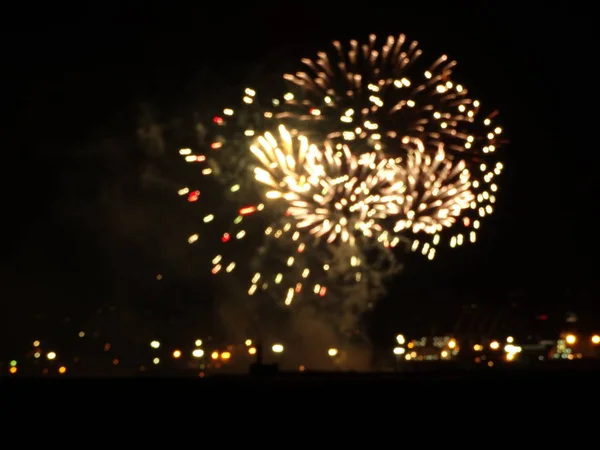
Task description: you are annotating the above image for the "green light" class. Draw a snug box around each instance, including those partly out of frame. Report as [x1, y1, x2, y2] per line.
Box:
[9, 360, 17, 367]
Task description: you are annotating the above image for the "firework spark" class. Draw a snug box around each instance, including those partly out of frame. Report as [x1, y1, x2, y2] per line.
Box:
[282, 33, 503, 157]
[251, 124, 403, 245]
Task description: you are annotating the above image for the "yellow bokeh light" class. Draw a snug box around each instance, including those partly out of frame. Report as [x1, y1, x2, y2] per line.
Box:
[328, 348, 338, 357]
[248, 347, 257, 355]
[565, 334, 576, 345]
[9, 367, 17, 374]
[173, 350, 182, 358]
[272, 344, 284, 353]
[591, 335, 600, 345]
[490, 341, 500, 350]
[221, 351, 231, 360]
[47, 351, 57, 360]
[211, 351, 219, 360]
[58, 366, 67, 374]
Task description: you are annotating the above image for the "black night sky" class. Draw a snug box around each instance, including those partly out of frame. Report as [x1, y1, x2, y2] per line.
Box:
[2, 4, 598, 356]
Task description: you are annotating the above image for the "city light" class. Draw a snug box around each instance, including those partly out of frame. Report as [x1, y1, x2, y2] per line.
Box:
[194, 339, 203, 347]
[393, 347, 405, 355]
[328, 348, 338, 357]
[248, 347, 257, 355]
[58, 366, 67, 374]
[150, 340, 160, 349]
[192, 349, 204, 358]
[47, 352, 56, 360]
[490, 341, 500, 350]
[221, 351, 231, 360]
[592, 335, 600, 345]
[211, 351, 219, 360]
[173, 350, 182, 358]
[396, 334, 405, 345]
[565, 334, 576, 345]
[272, 344, 284, 353]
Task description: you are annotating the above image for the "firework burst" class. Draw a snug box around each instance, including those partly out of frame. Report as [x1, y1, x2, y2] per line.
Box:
[392, 137, 503, 260]
[177, 88, 402, 308]
[282, 33, 504, 158]
[251, 124, 404, 245]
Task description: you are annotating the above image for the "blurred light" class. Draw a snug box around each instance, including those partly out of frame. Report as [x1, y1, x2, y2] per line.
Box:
[150, 340, 160, 349]
[448, 339, 457, 349]
[396, 334, 405, 345]
[58, 366, 67, 374]
[441, 350, 449, 358]
[153, 357, 160, 364]
[506, 336, 514, 343]
[239, 206, 257, 215]
[490, 341, 500, 350]
[33, 352, 41, 359]
[9, 367, 17, 374]
[299, 365, 305, 372]
[33, 340, 40, 347]
[173, 350, 182, 358]
[592, 335, 600, 345]
[9, 360, 17, 367]
[245, 339, 252, 346]
[78, 331, 85, 338]
[566, 334, 577, 345]
[112, 358, 119, 365]
[393, 347, 405, 355]
[473, 344, 483, 351]
[195, 339, 203, 347]
[47, 352, 57, 360]
[328, 348, 338, 357]
[248, 347, 257, 355]
[211, 351, 219, 360]
[192, 349, 204, 358]
[506, 353, 515, 361]
[272, 344, 284, 353]
[221, 351, 231, 360]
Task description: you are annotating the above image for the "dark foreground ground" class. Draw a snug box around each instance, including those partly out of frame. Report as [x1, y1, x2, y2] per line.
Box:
[3, 368, 594, 420]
